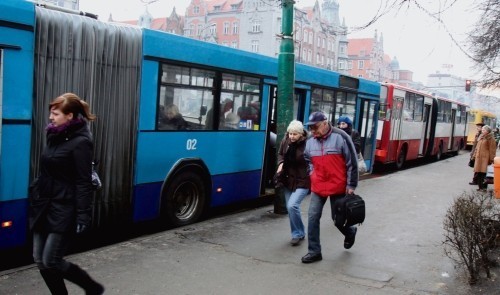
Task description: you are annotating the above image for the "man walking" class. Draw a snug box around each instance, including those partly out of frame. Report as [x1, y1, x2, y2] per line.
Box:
[301, 112, 359, 263]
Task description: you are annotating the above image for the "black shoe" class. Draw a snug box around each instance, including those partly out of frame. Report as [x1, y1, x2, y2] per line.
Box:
[301, 253, 322, 263]
[469, 182, 477, 185]
[344, 227, 357, 249]
[290, 236, 304, 246]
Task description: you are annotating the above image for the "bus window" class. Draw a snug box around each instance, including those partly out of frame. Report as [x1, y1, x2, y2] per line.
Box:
[221, 74, 261, 130]
[158, 64, 215, 130]
[335, 91, 356, 123]
[379, 86, 389, 120]
[414, 95, 424, 122]
[310, 88, 324, 114]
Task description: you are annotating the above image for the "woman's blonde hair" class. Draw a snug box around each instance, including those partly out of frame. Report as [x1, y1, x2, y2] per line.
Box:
[287, 120, 304, 134]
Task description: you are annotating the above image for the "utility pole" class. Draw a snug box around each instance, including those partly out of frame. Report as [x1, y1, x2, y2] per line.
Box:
[274, 0, 295, 214]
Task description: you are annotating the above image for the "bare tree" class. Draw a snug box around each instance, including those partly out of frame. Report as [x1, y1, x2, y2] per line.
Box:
[468, 0, 500, 88]
[348, 0, 499, 88]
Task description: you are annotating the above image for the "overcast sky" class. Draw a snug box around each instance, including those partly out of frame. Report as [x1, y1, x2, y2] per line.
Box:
[78, 0, 480, 84]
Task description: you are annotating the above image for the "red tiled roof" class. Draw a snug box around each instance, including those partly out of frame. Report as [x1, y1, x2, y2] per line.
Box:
[206, 0, 242, 12]
[347, 38, 374, 56]
[119, 18, 166, 31]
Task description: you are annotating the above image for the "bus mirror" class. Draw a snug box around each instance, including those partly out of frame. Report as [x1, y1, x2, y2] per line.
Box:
[200, 105, 207, 116]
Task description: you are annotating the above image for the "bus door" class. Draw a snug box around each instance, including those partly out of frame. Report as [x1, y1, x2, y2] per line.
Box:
[357, 97, 378, 171]
[448, 109, 457, 150]
[388, 97, 404, 161]
[419, 104, 431, 155]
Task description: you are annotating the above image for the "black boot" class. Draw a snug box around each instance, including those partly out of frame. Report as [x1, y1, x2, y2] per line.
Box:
[63, 263, 104, 295]
[40, 268, 68, 295]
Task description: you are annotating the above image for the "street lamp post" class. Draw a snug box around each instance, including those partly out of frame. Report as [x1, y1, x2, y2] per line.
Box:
[274, 0, 295, 214]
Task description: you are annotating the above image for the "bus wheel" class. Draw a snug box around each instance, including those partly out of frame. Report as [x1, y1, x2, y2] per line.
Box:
[396, 147, 406, 169]
[164, 171, 206, 227]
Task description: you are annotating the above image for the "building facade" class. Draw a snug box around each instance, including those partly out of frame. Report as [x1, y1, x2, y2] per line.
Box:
[180, 0, 349, 74]
[43, 0, 79, 10]
[119, 0, 415, 84]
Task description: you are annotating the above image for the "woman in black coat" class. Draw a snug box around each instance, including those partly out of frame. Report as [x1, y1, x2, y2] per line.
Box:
[336, 116, 361, 154]
[30, 93, 104, 294]
[276, 120, 310, 246]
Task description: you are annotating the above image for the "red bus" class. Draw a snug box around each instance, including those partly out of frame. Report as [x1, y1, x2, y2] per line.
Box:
[375, 83, 468, 169]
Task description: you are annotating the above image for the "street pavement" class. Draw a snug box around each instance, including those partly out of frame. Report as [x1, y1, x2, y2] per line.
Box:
[1, 151, 499, 294]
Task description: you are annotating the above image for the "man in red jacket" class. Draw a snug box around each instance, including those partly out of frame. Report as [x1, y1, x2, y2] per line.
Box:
[301, 111, 359, 263]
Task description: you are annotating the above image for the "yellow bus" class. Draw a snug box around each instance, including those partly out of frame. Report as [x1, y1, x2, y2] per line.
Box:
[466, 109, 497, 147]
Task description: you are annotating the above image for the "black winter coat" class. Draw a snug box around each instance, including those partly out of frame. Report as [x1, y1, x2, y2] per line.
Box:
[29, 121, 94, 233]
[277, 131, 311, 191]
[341, 126, 361, 154]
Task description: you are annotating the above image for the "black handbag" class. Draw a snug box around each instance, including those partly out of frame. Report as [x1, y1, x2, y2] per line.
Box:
[344, 194, 365, 226]
[273, 170, 285, 189]
[91, 161, 102, 191]
[468, 158, 475, 168]
[333, 194, 365, 226]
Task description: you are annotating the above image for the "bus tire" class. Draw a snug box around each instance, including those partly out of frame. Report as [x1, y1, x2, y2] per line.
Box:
[396, 147, 406, 169]
[163, 171, 206, 227]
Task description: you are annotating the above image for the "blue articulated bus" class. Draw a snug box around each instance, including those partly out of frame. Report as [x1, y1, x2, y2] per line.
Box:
[0, 0, 380, 250]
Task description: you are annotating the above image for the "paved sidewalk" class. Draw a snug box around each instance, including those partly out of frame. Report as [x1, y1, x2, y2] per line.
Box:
[1, 152, 499, 294]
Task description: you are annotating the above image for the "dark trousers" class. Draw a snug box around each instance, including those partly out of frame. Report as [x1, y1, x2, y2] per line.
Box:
[33, 231, 71, 271]
[472, 172, 479, 183]
[477, 172, 487, 189]
[307, 193, 356, 254]
[33, 231, 104, 294]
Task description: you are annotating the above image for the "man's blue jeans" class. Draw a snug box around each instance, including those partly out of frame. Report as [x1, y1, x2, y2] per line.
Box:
[284, 188, 309, 239]
[33, 231, 71, 271]
[307, 192, 356, 254]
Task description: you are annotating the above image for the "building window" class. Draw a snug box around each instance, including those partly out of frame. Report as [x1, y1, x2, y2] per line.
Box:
[252, 21, 261, 33]
[348, 60, 353, 69]
[224, 22, 229, 35]
[189, 24, 194, 36]
[231, 41, 238, 48]
[307, 50, 312, 62]
[209, 24, 216, 35]
[340, 45, 345, 54]
[338, 61, 345, 70]
[214, 5, 221, 12]
[233, 22, 239, 34]
[194, 6, 199, 14]
[251, 40, 259, 52]
[197, 24, 203, 36]
[358, 60, 364, 69]
[317, 36, 321, 47]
